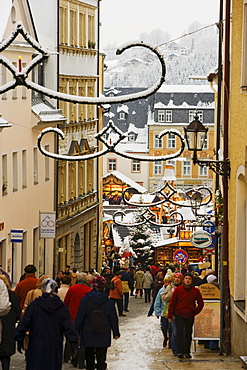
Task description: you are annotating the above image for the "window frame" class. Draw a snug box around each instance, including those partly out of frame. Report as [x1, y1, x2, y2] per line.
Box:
[154, 160, 162, 175]
[167, 133, 176, 149]
[158, 110, 165, 122]
[183, 160, 191, 176]
[154, 134, 162, 148]
[132, 160, 141, 173]
[108, 158, 117, 171]
[166, 110, 172, 122]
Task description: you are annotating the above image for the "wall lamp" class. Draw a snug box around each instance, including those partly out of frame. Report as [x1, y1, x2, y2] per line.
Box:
[183, 112, 230, 177]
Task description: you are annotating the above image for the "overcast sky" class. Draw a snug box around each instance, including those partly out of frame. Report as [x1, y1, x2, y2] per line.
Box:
[100, 0, 220, 47]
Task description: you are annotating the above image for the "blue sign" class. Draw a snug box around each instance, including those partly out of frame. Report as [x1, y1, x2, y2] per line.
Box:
[203, 221, 215, 235]
[11, 229, 23, 243]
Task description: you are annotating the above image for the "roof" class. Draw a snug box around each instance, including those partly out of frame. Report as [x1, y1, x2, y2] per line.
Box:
[32, 98, 66, 123]
[103, 170, 147, 193]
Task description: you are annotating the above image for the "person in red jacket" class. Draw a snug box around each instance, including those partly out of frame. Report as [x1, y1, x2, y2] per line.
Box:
[64, 272, 91, 368]
[168, 272, 204, 359]
[14, 265, 38, 311]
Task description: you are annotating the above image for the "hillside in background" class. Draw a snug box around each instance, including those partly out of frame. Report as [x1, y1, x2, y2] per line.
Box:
[103, 22, 218, 87]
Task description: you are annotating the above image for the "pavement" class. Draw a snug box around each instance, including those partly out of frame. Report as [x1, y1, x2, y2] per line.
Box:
[9, 295, 243, 370]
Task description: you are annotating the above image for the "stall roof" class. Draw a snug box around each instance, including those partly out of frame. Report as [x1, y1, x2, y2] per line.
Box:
[103, 170, 147, 193]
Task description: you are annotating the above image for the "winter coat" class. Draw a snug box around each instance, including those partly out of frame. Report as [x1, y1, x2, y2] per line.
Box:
[0, 279, 11, 316]
[121, 271, 132, 293]
[134, 270, 144, 289]
[15, 293, 78, 370]
[75, 289, 120, 348]
[14, 274, 38, 310]
[142, 271, 153, 289]
[64, 283, 91, 323]
[70, 272, 78, 285]
[22, 288, 42, 315]
[109, 276, 123, 299]
[151, 279, 163, 299]
[57, 284, 70, 302]
[0, 290, 20, 357]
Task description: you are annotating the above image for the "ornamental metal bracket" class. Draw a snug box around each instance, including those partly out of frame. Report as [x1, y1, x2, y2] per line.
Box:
[0, 23, 166, 105]
[37, 122, 185, 162]
[196, 158, 230, 178]
[113, 208, 184, 228]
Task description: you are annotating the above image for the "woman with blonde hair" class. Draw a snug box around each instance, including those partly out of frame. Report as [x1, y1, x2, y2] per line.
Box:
[0, 274, 21, 370]
[22, 274, 49, 315]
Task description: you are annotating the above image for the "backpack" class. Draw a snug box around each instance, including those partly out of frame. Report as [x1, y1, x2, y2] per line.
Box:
[109, 281, 115, 290]
[0, 279, 11, 317]
[89, 302, 108, 333]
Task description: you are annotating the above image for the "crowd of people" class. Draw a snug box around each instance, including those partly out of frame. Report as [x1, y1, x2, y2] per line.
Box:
[0, 261, 218, 370]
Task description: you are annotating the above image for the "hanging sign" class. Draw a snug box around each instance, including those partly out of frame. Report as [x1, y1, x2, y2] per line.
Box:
[203, 221, 215, 235]
[40, 211, 56, 239]
[11, 229, 23, 243]
[173, 249, 188, 264]
[190, 230, 212, 248]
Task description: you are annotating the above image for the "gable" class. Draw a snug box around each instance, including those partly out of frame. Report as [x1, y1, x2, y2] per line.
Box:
[2, 0, 37, 42]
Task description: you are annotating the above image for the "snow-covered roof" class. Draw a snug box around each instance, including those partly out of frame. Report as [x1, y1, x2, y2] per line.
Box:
[32, 101, 66, 123]
[103, 170, 147, 193]
[158, 84, 214, 93]
[129, 194, 157, 204]
[117, 105, 129, 114]
[154, 237, 179, 248]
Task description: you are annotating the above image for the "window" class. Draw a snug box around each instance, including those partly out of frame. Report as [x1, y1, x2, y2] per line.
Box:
[167, 133, 176, 148]
[45, 145, 50, 181]
[158, 110, 165, 122]
[2, 154, 7, 196]
[166, 110, 172, 122]
[154, 161, 162, 175]
[33, 147, 38, 185]
[12, 151, 18, 192]
[128, 134, 135, 142]
[154, 134, 162, 148]
[183, 161, 191, 176]
[22, 149, 27, 189]
[200, 133, 208, 149]
[199, 166, 208, 177]
[119, 112, 125, 120]
[108, 159, 116, 171]
[189, 110, 203, 122]
[132, 160, 140, 172]
[1, 66, 7, 100]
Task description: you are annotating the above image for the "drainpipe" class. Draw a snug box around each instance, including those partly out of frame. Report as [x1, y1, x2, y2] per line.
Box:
[53, 0, 60, 278]
[222, 0, 231, 356]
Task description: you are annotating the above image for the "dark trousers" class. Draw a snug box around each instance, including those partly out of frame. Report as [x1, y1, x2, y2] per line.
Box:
[85, 347, 107, 370]
[144, 288, 151, 303]
[0, 356, 10, 370]
[64, 340, 85, 367]
[175, 314, 194, 355]
[123, 292, 129, 311]
[110, 297, 123, 315]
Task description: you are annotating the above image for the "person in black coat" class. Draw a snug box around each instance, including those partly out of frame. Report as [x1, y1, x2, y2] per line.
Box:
[0, 275, 21, 370]
[15, 278, 78, 370]
[75, 275, 120, 370]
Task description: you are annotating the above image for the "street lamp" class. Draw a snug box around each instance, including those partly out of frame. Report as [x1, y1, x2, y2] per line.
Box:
[189, 191, 203, 213]
[184, 112, 230, 177]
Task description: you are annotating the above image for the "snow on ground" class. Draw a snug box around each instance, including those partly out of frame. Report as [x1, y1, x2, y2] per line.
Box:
[107, 297, 163, 370]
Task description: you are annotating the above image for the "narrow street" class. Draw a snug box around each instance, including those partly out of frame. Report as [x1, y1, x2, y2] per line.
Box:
[10, 295, 242, 370]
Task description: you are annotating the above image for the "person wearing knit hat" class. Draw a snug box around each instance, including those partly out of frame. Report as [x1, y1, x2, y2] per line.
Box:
[206, 275, 217, 284]
[75, 274, 120, 370]
[15, 278, 78, 370]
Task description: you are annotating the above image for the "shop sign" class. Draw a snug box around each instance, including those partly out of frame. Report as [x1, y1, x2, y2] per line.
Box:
[190, 231, 212, 248]
[40, 211, 56, 239]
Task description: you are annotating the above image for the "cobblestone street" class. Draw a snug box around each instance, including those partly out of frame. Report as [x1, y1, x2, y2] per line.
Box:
[10, 295, 242, 370]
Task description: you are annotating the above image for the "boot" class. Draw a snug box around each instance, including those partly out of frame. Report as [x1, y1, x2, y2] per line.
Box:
[168, 335, 171, 349]
[163, 336, 168, 347]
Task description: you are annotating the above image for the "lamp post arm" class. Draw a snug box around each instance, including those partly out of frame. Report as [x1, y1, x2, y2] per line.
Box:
[195, 158, 230, 178]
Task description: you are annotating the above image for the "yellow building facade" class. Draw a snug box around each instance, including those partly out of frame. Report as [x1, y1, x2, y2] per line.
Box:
[228, 0, 247, 356]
